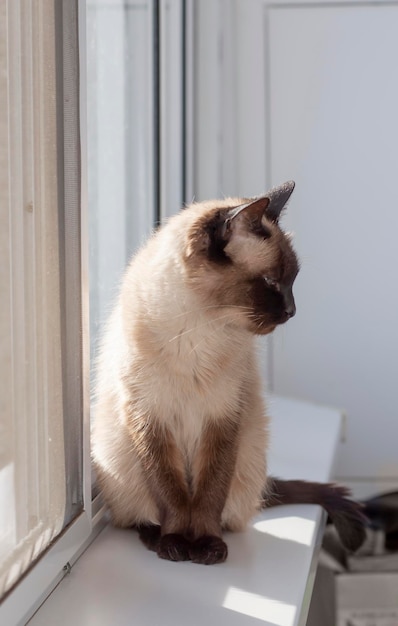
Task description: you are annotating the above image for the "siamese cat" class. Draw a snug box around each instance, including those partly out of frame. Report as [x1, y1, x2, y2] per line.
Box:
[92, 181, 366, 565]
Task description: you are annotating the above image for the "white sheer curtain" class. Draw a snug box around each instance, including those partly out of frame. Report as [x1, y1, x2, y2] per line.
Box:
[0, 0, 66, 598]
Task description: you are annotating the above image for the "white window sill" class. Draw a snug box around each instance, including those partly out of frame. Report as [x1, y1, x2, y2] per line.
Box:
[28, 396, 342, 626]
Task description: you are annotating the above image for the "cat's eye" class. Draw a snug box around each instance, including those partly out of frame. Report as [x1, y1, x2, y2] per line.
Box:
[263, 276, 280, 291]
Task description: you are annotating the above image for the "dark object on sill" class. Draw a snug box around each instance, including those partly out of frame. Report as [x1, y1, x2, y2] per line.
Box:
[307, 491, 398, 626]
[362, 491, 398, 552]
[320, 490, 398, 572]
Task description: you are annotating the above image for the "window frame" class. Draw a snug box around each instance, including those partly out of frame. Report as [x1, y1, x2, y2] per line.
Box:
[1, 0, 193, 623]
[0, 1, 94, 623]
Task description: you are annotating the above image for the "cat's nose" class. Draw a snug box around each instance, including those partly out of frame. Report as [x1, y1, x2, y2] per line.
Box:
[282, 287, 296, 319]
[285, 303, 296, 318]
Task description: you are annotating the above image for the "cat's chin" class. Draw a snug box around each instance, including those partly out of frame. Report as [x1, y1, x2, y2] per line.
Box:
[248, 311, 294, 334]
[253, 324, 277, 336]
[252, 317, 292, 334]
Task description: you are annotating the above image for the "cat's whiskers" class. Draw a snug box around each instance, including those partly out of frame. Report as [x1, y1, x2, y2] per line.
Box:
[169, 304, 251, 321]
[189, 309, 250, 357]
[188, 327, 229, 357]
[168, 311, 244, 344]
[187, 315, 240, 356]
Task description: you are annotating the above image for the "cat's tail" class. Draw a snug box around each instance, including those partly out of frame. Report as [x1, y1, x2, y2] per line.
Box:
[264, 477, 368, 552]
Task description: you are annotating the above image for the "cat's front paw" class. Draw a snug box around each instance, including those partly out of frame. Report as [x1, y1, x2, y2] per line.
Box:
[157, 533, 191, 562]
[137, 524, 161, 552]
[189, 535, 228, 565]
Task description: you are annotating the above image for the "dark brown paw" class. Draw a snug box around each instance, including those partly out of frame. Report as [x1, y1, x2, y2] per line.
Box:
[189, 535, 228, 565]
[137, 524, 161, 552]
[157, 534, 191, 562]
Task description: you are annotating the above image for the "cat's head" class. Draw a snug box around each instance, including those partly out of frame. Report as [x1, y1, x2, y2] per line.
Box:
[184, 181, 299, 335]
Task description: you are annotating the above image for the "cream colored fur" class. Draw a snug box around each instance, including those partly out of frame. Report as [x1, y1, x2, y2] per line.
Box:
[92, 199, 271, 532]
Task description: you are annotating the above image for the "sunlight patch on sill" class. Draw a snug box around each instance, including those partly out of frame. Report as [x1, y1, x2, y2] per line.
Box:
[253, 515, 316, 546]
[223, 587, 297, 625]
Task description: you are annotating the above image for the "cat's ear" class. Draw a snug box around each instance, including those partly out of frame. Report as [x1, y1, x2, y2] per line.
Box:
[221, 196, 270, 239]
[265, 180, 295, 223]
[223, 180, 295, 237]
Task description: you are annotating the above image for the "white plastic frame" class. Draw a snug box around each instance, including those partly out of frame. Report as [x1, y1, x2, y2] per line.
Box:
[0, 2, 93, 624]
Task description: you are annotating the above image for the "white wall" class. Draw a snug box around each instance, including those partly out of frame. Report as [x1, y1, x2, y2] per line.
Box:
[193, 0, 398, 497]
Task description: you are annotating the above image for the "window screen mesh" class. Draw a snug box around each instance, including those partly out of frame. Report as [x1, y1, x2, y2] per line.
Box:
[0, 0, 82, 598]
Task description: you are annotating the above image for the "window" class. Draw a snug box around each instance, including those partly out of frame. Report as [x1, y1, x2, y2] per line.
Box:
[0, 0, 67, 587]
[0, 2, 91, 623]
[0, 1, 190, 623]
[87, 0, 158, 361]
[87, 0, 188, 360]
